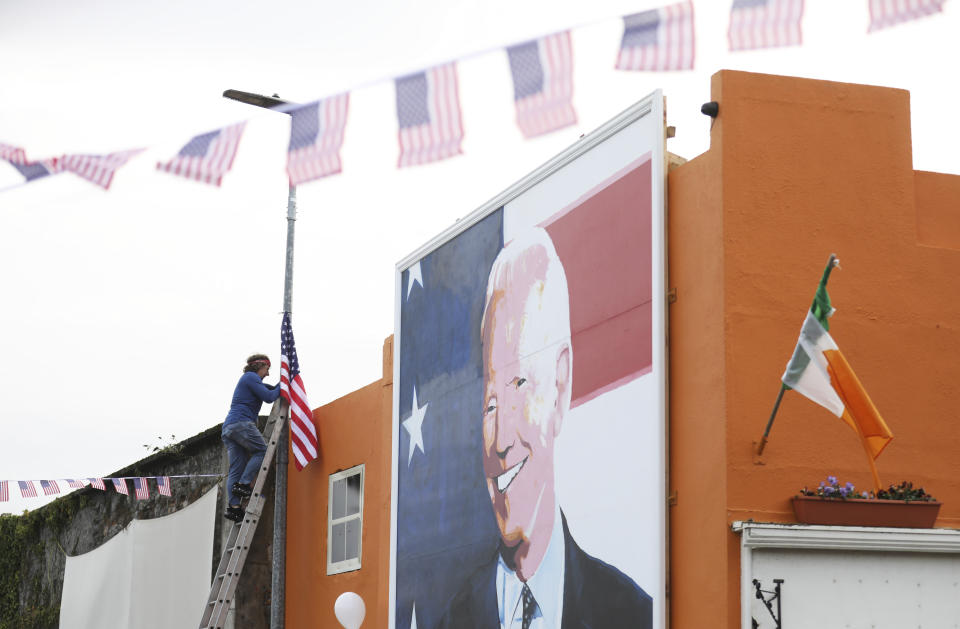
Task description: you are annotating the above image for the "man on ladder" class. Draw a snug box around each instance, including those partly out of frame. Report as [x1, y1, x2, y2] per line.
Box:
[221, 353, 281, 522]
[200, 356, 287, 628]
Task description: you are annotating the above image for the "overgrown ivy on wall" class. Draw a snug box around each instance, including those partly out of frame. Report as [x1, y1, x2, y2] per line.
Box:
[0, 496, 86, 629]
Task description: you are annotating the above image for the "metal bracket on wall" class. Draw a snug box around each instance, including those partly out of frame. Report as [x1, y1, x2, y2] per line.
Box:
[752, 578, 783, 629]
[667, 288, 678, 304]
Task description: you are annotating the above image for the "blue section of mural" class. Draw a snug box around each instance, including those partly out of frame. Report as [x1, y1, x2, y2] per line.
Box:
[397, 209, 503, 629]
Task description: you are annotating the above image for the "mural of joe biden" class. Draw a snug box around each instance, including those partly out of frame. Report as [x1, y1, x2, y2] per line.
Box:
[439, 228, 652, 629]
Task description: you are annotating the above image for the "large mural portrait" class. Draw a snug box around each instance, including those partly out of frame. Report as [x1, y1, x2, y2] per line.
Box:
[392, 94, 666, 629]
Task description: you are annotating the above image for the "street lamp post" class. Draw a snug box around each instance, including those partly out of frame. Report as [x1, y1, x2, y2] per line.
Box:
[223, 88, 296, 629]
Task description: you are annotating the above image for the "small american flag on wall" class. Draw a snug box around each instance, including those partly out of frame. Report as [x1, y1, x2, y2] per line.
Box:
[287, 94, 350, 185]
[729, 0, 804, 51]
[88, 478, 106, 491]
[156, 123, 246, 186]
[395, 63, 464, 167]
[66, 479, 85, 489]
[40, 480, 60, 496]
[157, 476, 172, 497]
[507, 32, 577, 139]
[868, 0, 946, 31]
[0, 481, 7, 502]
[112, 478, 129, 496]
[616, 1, 695, 71]
[133, 478, 150, 500]
[19, 481, 37, 498]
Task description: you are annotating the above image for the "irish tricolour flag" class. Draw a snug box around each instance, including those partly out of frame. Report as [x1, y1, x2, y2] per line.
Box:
[781, 255, 893, 489]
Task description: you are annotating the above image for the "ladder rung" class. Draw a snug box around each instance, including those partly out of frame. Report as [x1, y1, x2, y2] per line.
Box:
[198, 404, 287, 628]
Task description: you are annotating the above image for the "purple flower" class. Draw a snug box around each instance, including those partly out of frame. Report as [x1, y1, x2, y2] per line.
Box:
[861, 492, 869, 499]
[839, 487, 849, 497]
[827, 475, 838, 485]
[823, 486, 835, 495]
[845, 482, 855, 492]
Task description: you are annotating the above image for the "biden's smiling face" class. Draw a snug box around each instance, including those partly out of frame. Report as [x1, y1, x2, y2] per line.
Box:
[481, 285, 565, 554]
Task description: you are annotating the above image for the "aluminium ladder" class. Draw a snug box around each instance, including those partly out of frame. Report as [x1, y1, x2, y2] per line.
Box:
[199, 400, 286, 629]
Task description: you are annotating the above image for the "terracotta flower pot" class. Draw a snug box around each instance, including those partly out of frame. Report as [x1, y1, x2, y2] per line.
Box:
[792, 495, 941, 528]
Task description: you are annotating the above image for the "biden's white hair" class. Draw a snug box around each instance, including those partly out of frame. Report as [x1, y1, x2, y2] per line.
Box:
[481, 227, 572, 362]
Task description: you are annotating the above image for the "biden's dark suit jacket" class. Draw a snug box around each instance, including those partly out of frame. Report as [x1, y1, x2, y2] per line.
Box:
[437, 513, 652, 629]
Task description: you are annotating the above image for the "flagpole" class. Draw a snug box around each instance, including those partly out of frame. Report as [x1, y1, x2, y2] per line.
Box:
[756, 384, 786, 456]
[271, 183, 296, 629]
[757, 255, 839, 456]
[223, 88, 296, 629]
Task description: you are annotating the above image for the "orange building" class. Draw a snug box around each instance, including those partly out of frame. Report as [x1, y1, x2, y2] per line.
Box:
[286, 70, 960, 628]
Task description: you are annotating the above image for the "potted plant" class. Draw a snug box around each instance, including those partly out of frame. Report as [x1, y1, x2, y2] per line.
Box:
[792, 476, 941, 528]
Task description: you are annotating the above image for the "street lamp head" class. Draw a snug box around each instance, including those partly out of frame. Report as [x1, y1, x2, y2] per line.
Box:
[222, 89, 291, 110]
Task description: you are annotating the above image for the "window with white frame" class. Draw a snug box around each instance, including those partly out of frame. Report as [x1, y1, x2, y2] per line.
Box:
[327, 464, 364, 575]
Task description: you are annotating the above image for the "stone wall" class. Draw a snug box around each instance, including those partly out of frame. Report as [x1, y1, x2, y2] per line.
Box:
[0, 417, 275, 629]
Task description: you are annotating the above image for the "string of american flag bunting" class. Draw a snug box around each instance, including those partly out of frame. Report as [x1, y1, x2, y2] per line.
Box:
[0, 312, 316, 500]
[0, 476, 222, 502]
[0, 0, 946, 192]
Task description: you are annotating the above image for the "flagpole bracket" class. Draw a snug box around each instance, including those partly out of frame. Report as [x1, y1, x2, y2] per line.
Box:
[752, 578, 783, 629]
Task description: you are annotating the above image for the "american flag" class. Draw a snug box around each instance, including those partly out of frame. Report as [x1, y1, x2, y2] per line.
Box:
[88, 478, 106, 491]
[1, 144, 62, 182]
[616, 1, 695, 72]
[19, 481, 37, 498]
[60, 148, 144, 190]
[157, 476, 172, 497]
[869, 0, 945, 31]
[40, 480, 60, 496]
[395, 63, 464, 167]
[133, 478, 149, 500]
[156, 122, 246, 186]
[0, 143, 27, 163]
[287, 94, 350, 186]
[729, 0, 804, 50]
[280, 312, 318, 470]
[8, 159, 60, 182]
[507, 32, 577, 139]
[0, 481, 7, 502]
[112, 478, 129, 495]
[66, 479, 86, 489]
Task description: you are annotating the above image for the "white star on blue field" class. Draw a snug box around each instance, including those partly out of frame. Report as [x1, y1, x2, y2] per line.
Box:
[403, 386, 428, 465]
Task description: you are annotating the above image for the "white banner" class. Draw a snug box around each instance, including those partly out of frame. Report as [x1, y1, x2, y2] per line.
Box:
[59, 487, 217, 629]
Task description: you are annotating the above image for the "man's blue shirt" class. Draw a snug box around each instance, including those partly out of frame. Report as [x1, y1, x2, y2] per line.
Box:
[224, 371, 281, 426]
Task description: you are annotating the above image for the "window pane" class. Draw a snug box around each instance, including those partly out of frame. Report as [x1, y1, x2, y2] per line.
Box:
[332, 522, 346, 563]
[345, 517, 360, 561]
[332, 478, 346, 520]
[346, 473, 361, 516]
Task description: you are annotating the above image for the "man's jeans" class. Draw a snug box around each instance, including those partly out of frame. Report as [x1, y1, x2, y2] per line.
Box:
[222, 420, 267, 506]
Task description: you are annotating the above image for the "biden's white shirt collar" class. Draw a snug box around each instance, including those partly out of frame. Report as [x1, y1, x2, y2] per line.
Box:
[495, 506, 565, 629]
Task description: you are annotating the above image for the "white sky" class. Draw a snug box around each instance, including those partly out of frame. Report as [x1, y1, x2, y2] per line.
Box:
[1, 0, 956, 514]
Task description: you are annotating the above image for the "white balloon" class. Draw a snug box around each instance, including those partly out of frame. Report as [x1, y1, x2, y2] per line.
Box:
[334, 592, 366, 629]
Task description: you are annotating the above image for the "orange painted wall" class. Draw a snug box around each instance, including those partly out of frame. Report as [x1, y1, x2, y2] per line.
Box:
[668, 70, 960, 628]
[286, 71, 960, 629]
[285, 336, 393, 629]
